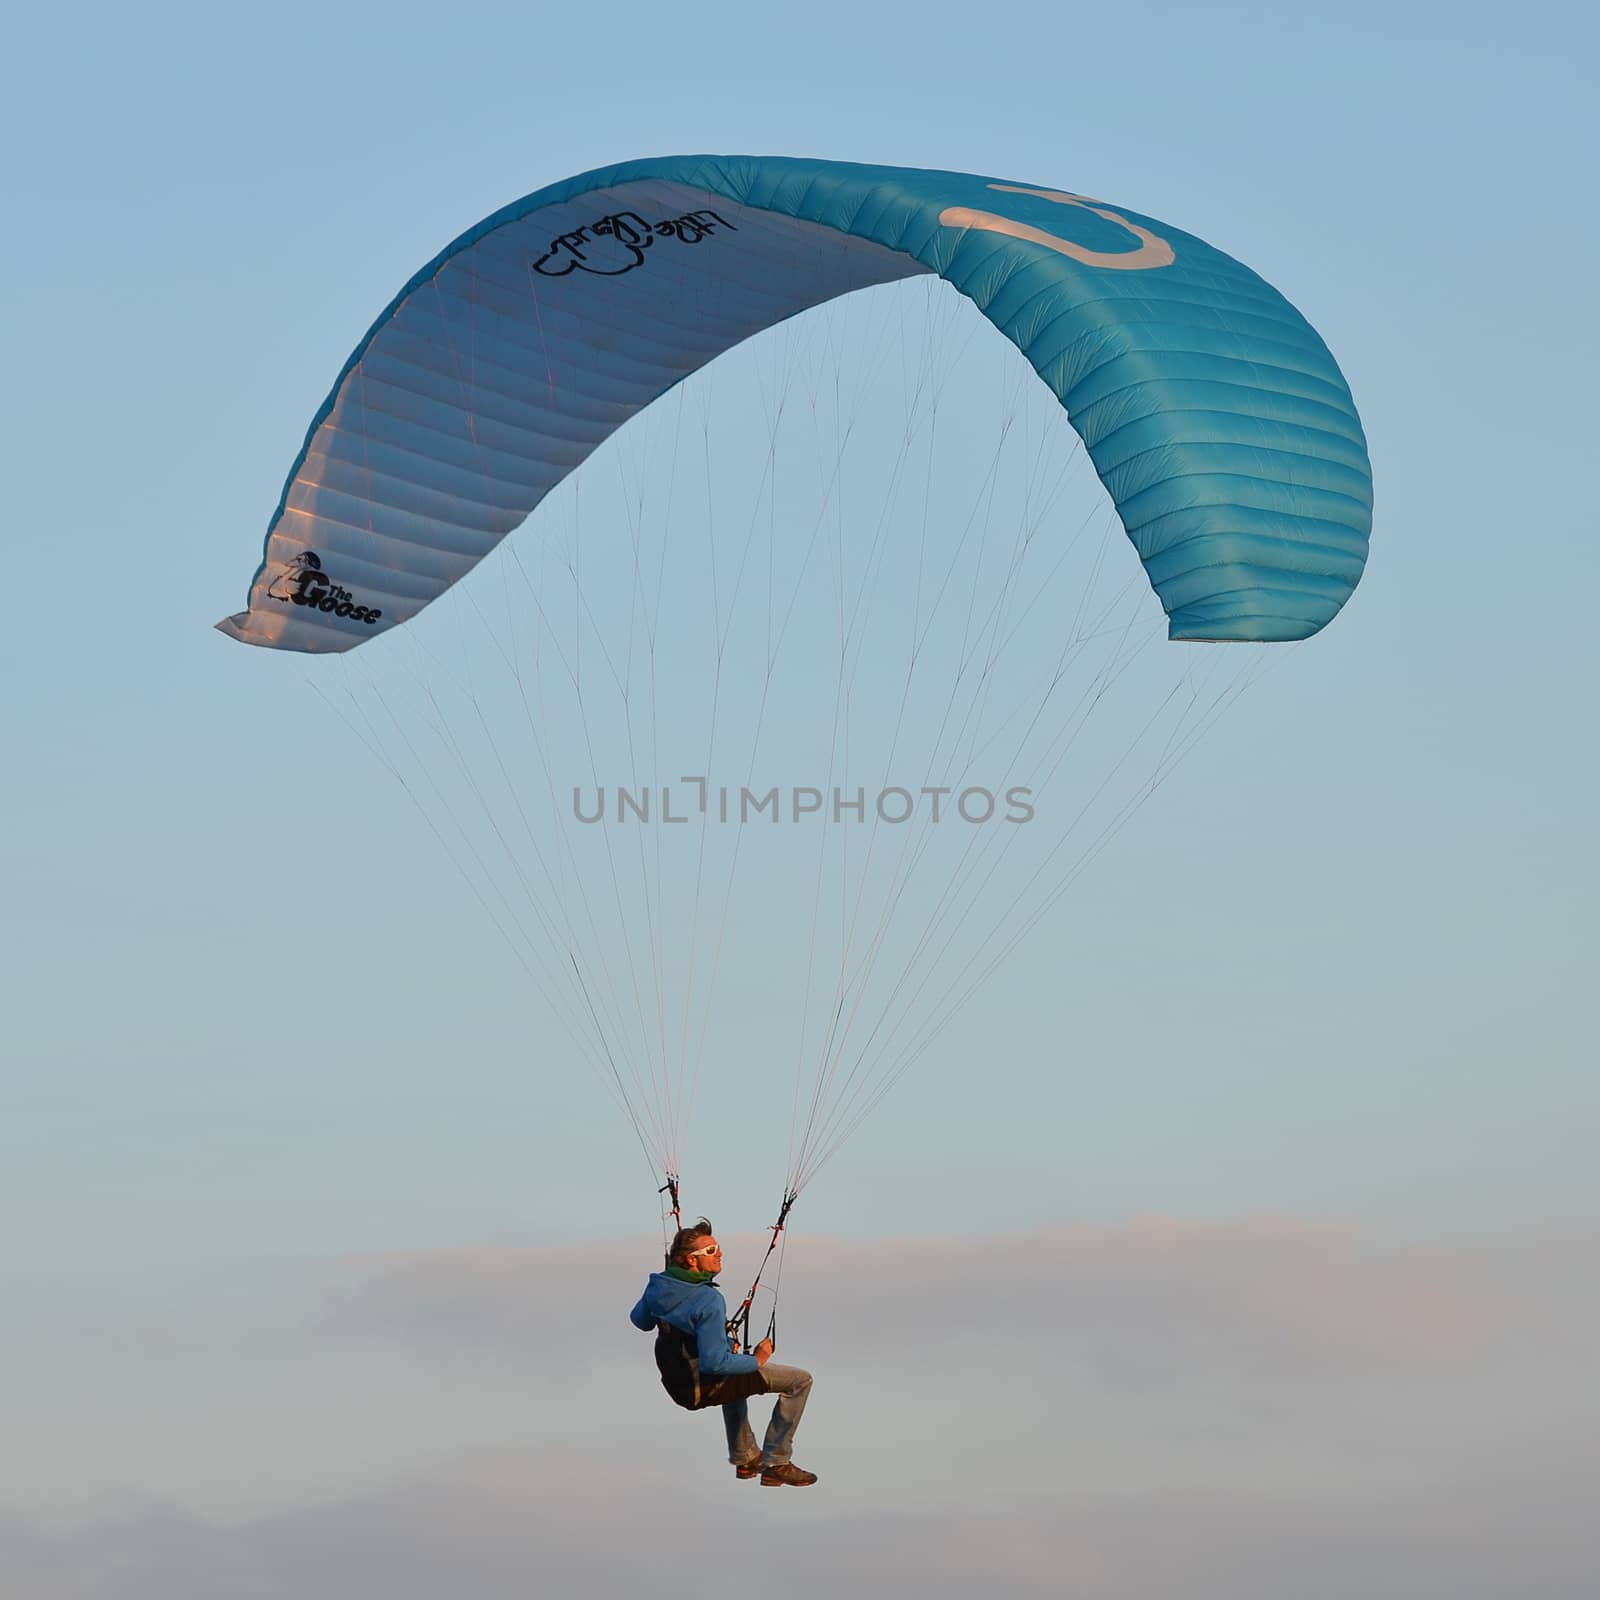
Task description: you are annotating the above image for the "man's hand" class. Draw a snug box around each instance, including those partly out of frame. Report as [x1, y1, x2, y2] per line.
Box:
[753, 1338, 774, 1367]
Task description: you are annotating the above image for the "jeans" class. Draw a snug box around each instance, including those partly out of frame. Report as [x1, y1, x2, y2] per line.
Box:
[719, 1362, 813, 1467]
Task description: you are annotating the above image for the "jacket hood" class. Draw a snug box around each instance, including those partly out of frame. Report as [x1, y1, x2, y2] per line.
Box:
[638, 1269, 721, 1321]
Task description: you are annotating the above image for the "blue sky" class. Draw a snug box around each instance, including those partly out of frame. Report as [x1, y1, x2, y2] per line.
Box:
[3, 1, 1596, 1591]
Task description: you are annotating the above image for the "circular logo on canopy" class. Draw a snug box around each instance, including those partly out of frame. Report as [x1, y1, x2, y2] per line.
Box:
[939, 184, 1174, 271]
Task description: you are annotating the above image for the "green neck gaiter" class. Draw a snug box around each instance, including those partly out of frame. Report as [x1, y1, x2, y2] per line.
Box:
[664, 1264, 717, 1285]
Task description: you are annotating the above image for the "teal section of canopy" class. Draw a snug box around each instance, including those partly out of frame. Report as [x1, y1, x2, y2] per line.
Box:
[218, 155, 1371, 652]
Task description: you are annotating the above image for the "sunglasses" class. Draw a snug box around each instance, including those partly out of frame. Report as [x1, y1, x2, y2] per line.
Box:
[686, 1243, 723, 1259]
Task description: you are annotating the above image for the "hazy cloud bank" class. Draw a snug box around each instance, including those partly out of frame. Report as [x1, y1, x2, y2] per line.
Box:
[329, 1217, 1599, 1389]
[7, 1219, 1594, 1597]
[2, 1443, 1596, 1600]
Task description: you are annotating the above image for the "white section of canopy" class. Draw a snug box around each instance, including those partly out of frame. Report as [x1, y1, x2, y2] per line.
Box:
[217, 180, 929, 652]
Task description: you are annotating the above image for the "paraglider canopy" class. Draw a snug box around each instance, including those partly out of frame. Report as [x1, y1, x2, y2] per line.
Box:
[217, 155, 1371, 656]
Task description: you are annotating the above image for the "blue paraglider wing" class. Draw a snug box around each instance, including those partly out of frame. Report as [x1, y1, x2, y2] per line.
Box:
[217, 155, 1370, 652]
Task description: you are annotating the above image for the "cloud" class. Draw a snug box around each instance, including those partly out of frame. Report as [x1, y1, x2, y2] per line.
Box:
[8, 1220, 1598, 1597]
[2, 1443, 1596, 1600]
[328, 1218, 1599, 1390]
[308, 1217, 1600, 1523]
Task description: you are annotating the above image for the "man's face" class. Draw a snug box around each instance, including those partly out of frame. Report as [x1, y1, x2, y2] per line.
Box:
[682, 1235, 723, 1272]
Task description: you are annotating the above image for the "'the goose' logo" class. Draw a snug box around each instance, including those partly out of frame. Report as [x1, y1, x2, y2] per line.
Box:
[266, 552, 383, 625]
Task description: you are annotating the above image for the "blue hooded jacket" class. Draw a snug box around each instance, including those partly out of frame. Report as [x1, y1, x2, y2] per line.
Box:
[630, 1270, 763, 1410]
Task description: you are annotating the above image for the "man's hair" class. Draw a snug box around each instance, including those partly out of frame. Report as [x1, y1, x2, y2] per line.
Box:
[666, 1217, 714, 1268]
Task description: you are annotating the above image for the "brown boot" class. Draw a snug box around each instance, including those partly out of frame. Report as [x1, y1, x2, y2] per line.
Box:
[734, 1458, 763, 1481]
[760, 1462, 818, 1487]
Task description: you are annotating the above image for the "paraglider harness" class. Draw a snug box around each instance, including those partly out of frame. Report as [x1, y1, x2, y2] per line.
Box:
[651, 1175, 796, 1411]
